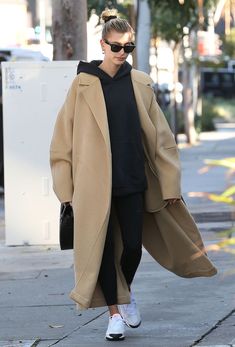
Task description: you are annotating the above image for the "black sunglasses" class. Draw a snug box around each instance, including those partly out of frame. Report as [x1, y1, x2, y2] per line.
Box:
[104, 39, 136, 53]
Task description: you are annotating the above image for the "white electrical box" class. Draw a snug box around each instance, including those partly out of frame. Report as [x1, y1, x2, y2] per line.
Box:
[2, 61, 78, 245]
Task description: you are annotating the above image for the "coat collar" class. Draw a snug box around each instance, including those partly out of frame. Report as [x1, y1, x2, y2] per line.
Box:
[131, 70, 157, 161]
[78, 73, 98, 86]
[79, 75, 111, 154]
[78, 69, 152, 86]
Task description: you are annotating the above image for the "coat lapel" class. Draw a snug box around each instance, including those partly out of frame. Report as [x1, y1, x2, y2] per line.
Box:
[131, 71, 157, 163]
[79, 74, 111, 153]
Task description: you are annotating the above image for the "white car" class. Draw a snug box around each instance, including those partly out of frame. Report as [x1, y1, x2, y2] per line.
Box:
[0, 47, 49, 62]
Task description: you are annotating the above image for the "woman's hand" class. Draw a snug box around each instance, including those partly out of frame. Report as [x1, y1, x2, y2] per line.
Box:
[165, 198, 179, 205]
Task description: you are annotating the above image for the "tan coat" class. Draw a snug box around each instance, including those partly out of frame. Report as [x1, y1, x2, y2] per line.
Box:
[50, 69, 217, 309]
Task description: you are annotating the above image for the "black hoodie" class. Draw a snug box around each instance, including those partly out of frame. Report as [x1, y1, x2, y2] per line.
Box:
[77, 60, 147, 196]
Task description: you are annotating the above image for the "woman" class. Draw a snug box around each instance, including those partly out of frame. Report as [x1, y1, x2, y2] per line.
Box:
[50, 9, 217, 342]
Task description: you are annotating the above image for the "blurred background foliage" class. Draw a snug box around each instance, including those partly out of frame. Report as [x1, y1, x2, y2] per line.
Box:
[222, 27, 235, 58]
[148, 0, 210, 42]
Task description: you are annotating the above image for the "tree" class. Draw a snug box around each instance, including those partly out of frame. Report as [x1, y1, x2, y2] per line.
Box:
[148, 0, 217, 144]
[52, 0, 87, 60]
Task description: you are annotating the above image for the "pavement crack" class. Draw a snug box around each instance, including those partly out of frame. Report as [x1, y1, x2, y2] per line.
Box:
[81, 309, 108, 327]
[35, 270, 43, 279]
[46, 309, 107, 346]
[190, 308, 235, 347]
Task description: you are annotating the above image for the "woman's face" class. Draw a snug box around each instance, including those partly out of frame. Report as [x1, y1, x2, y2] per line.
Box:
[101, 31, 134, 66]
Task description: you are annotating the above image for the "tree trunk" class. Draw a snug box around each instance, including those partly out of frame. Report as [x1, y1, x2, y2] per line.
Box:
[136, 0, 151, 73]
[52, 0, 87, 61]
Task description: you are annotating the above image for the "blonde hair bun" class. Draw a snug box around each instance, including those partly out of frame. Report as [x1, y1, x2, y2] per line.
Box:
[101, 9, 118, 23]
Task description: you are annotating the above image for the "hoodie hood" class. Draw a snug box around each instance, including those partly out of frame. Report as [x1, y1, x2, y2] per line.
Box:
[77, 60, 132, 82]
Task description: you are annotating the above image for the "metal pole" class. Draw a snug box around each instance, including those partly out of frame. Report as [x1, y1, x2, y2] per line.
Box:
[39, 0, 46, 44]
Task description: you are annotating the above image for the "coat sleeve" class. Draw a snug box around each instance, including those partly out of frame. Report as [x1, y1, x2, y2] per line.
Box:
[148, 91, 181, 200]
[49, 78, 77, 203]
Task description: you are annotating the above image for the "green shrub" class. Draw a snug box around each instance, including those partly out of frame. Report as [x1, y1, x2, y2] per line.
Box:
[163, 96, 235, 134]
[195, 97, 220, 132]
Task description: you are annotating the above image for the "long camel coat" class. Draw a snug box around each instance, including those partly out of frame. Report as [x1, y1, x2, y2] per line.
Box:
[50, 68, 217, 309]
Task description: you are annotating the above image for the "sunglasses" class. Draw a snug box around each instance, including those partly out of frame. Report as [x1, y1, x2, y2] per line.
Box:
[104, 39, 136, 53]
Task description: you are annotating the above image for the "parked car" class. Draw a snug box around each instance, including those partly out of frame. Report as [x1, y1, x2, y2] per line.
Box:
[0, 47, 49, 62]
[0, 48, 49, 189]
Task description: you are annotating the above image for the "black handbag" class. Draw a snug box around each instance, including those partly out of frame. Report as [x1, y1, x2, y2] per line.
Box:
[59, 203, 74, 250]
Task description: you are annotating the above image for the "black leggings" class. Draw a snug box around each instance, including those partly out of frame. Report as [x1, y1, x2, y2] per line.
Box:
[98, 192, 144, 306]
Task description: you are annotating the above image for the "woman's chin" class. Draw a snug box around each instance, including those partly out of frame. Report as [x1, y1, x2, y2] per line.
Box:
[114, 58, 126, 65]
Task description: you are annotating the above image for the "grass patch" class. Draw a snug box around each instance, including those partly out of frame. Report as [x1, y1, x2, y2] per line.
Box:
[211, 97, 235, 121]
[195, 97, 235, 132]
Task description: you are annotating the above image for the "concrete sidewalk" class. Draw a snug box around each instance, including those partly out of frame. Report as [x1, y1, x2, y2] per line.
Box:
[0, 124, 235, 347]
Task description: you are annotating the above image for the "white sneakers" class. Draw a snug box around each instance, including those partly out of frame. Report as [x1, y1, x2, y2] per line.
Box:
[118, 292, 141, 328]
[105, 293, 141, 341]
[105, 313, 125, 341]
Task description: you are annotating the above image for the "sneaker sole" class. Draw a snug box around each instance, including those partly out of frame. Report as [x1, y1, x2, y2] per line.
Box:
[105, 334, 125, 341]
[124, 320, 141, 329]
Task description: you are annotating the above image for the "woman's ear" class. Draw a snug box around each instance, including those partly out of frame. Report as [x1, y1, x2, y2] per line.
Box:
[100, 39, 105, 53]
